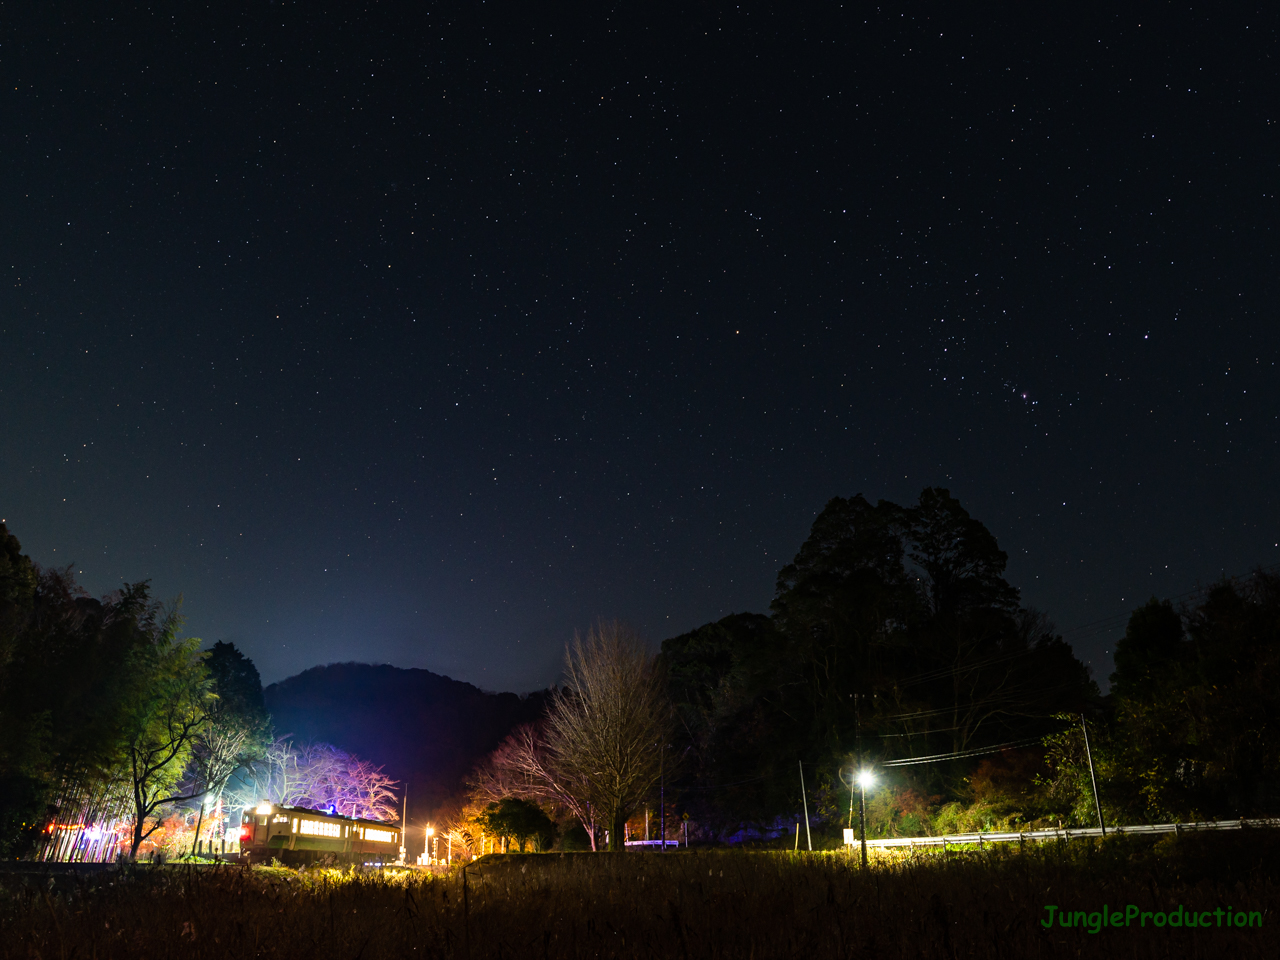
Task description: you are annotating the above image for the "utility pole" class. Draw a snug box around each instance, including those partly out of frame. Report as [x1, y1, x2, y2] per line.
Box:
[400, 786, 409, 865]
[859, 771, 869, 869]
[798, 761, 812, 851]
[1080, 713, 1106, 835]
[855, 693, 862, 774]
[847, 769, 856, 832]
[852, 692, 872, 868]
[660, 743, 666, 851]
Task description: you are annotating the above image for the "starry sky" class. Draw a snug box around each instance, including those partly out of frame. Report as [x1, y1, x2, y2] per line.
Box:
[2, 3, 1276, 692]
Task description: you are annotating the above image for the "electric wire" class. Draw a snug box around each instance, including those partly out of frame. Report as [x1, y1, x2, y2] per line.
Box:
[880, 736, 1047, 767]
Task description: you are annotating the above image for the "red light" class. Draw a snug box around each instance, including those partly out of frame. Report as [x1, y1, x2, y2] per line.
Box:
[239, 826, 254, 843]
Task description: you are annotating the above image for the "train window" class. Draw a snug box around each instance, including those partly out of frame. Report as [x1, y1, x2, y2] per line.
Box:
[299, 819, 341, 838]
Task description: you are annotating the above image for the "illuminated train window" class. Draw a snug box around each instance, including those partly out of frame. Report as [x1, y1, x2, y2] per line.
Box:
[299, 819, 342, 838]
[362, 827, 396, 843]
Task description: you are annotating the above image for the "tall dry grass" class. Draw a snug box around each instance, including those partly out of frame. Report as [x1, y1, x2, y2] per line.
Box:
[1, 832, 1276, 958]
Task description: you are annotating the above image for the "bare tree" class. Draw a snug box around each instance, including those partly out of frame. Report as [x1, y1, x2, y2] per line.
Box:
[228, 738, 303, 810]
[227, 739, 399, 822]
[472, 723, 599, 850]
[326, 753, 400, 821]
[184, 720, 252, 854]
[542, 621, 670, 851]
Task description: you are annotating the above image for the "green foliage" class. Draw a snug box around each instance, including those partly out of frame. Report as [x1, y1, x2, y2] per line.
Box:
[477, 796, 557, 852]
[205, 640, 269, 733]
[1102, 572, 1280, 822]
[830, 566, 1280, 835]
[863, 785, 936, 838]
[660, 488, 1094, 836]
[0, 522, 37, 674]
[0, 567, 192, 856]
[118, 609, 214, 857]
[929, 799, 1024, 835]
[0, 522, 271, 859]
[189, 641, 272, 819]
[558, 821, 592, 851]
[1034, 716, 1131, 828]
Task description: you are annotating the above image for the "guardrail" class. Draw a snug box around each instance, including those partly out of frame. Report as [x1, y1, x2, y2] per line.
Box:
[861, 817, 1280, 849]
[623, 839, 681, 849]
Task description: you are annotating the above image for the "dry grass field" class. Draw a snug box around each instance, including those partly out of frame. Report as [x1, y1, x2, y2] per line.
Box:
[1, 831, 1276, 959]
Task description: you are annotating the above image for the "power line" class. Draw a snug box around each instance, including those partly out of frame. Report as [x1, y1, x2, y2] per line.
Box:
[876, 679, 1089, 723]
[881, 736, 1046, 767]
[877, 712, 1075, 738]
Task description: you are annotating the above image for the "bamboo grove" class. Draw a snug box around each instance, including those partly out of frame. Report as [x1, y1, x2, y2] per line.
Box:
[0, 521, 271, 860]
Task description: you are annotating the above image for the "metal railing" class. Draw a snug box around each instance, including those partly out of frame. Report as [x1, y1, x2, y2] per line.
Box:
[863, 817, 1280, 849]
[623, 839, 681, 849]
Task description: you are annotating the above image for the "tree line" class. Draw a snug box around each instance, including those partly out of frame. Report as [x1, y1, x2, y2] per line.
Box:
[6, 480, 1275, 860]
[465, 488, 1280, 849]
[0, 522, 398, 860]
[1042, 573, 1280, 829]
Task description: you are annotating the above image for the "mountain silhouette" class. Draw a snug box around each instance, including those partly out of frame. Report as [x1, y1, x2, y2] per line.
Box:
[264, 663, 546, 826]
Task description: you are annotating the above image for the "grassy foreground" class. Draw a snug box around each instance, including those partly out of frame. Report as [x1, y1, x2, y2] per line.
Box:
[1, 833, 1277, 959]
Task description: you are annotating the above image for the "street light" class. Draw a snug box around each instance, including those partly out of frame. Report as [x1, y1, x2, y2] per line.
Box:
[425, 825, 435, 865]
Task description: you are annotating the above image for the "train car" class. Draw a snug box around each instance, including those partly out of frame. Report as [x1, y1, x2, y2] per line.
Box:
[238, 802, 403, 866]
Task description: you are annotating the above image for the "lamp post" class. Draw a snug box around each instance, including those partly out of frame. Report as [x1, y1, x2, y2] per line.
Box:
[847, 768, 856, 834]
[857, 769, 874, 869]
[425, 826, 435, 865]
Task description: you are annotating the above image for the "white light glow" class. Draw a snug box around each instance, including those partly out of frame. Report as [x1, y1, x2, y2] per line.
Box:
[299, 819, 342, 838]
[858, 771, 874, 789]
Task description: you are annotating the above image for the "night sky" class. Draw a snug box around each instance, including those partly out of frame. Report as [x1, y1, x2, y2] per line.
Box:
[2, 4, 1276, 692]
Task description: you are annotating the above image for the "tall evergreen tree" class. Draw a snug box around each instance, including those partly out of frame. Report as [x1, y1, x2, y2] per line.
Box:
[660, 488, 1092, 835]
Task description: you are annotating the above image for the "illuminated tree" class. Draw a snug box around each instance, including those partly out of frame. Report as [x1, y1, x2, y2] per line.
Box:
[119, 604, 214, 859]
[228, 739, 400, 822]
[476, 796, 556, 852]
[471, 722, 600, 849]
[183, 642, 271, 853]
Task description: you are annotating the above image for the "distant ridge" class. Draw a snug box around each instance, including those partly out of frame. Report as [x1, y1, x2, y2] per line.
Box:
[264, 663, 546, 824]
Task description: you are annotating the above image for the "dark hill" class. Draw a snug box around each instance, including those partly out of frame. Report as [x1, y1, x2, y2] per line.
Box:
[264, 663, 546, 826]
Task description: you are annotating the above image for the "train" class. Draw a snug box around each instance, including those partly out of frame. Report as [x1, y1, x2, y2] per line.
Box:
[238, 802, 404, 866]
